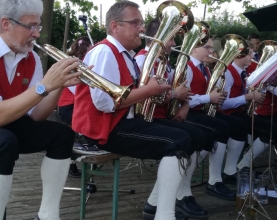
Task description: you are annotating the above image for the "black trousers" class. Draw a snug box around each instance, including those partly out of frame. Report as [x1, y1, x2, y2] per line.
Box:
[153, 118, 215, 152]
[231, 112, 277, 144]
[0, 116, 74, 175]
[87, 117, 193, 161]
[185, 110, 230, 144]
[186, 111, 248, 143]
[58, 104, 74, 126]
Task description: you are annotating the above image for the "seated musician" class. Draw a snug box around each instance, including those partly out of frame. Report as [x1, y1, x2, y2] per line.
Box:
[246, 33, 261, 74]
[0, 0, 82, 219]
[72, 1, 198, 219]
[58, 36, 93, 177]
[136, 18, 214, 219]
[219, 42, 277, 173]
[184, 34, 249, 199]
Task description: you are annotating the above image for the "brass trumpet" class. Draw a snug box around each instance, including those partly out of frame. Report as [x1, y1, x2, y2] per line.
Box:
[167, 21, 209, 119]
[32, 41, 133, 110]
[204, 34, 249, 117]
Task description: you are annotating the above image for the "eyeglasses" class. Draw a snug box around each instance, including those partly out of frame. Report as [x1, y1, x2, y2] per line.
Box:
[203, 45, 214, 52]
[117, 19, 145, 28]
[8, 18, 42, 33]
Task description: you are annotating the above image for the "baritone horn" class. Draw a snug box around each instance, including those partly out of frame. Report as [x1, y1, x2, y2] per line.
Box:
[204, 34, 249, 116]
[135, 0, 194, 122]
[167, 21, 210, 118]
[246, 40, 277, 115]
[32, 41, 132, 110]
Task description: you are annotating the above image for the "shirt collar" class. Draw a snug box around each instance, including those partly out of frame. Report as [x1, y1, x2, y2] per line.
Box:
[106, 35, 136, 58]
[0, 36, 29, 59]
[232, 62, 245, 75]
[189, 56, 202, 67]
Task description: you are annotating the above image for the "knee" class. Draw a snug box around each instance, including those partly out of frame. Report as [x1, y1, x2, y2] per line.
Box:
[0, 130, 19, 175]
[0, 130, 19, 155]
[46, 124, 74, 159]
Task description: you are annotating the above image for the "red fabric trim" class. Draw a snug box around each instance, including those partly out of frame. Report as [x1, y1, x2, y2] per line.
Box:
[72, 39, 134, 144]
[0, 52, 35, 100]
[58, 88, 74, 106]
[220, 65, 244, 115]
[188, 61, 208, 111]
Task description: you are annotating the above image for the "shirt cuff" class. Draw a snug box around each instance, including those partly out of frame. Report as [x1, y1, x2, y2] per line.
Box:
[200, 94, 210, 104]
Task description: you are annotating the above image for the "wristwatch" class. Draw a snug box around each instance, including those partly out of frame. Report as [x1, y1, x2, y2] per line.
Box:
[35, 83, 48, 96]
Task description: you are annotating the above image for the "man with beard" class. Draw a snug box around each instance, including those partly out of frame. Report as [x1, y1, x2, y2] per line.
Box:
[0, 0, 82, 219]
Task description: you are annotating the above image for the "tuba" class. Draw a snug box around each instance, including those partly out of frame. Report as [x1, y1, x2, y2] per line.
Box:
[135, 0, 194, 122]
[204, 34, 249, 117]
[246, 40, 277, 116]
[32, 41, 132, 110]
[167, 21, 210, 118]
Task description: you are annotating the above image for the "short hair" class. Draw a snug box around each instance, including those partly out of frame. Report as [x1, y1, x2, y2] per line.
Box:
[67, 36, 91, 60]
[0, 0, 43, 31]
[145, 18, 160, 45]
[247, 33, 260, 41]
[106, 0, 139, 35]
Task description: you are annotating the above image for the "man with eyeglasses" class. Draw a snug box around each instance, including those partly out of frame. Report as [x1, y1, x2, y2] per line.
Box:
[136, 18, 214, 220]
[184, 37, 249, 201]
[0, 0, 82, 220]
[73, 1, 197, 220]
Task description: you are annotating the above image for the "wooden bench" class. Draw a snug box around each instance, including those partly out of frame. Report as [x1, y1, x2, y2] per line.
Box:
[70, 152, 126, 220]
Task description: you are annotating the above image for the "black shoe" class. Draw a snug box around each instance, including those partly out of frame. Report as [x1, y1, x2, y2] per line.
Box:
[222, 172, 237, 184]
[142, 202, 190, 220]
[175, 211, 189, 220]
[69, 163, 81, 178]
[206, 182, 235, 201]
[175, 196, 209, 219]
[142, 202, 156, 220]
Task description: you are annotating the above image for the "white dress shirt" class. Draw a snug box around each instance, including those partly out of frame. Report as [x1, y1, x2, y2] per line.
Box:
[220, 62, 247, 110]
[186, 56, 210, 108]
[83, 35, 138, 118]
[0, 37, 43, 114]
[136, 46, 174, 84]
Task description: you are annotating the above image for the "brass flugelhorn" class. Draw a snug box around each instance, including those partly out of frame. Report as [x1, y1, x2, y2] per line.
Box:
[204, 34, 249, 117]
[32, 41, 133, 110]
[167, 21, 209, 118]
[246, 40, 277, 115]
[135, 0, 194, 122]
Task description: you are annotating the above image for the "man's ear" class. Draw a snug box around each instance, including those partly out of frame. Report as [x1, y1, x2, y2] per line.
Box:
[1, 18, 11, 31]
[110, 20, 119, 33]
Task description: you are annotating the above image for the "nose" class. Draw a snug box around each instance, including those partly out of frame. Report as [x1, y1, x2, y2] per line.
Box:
[32, 30, 40, 38]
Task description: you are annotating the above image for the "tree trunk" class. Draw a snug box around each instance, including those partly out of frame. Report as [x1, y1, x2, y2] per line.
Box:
[36, 0, 54, 75]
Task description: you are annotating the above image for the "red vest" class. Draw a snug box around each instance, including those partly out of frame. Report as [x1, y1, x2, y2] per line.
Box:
[220, 65, 244, 115]
[255, 91, 277, 116]
[0, 52, 35, 100]
[246, 61, 258, 75]
[135, 49, 168, 119]
[58, 88, 74, 107]
[187, 61, 210, 111]
[72, 39, 134, 145]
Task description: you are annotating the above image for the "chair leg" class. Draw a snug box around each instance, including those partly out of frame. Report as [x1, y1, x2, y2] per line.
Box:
[112, 158, 120, 220]
[80, 162, 88, 220]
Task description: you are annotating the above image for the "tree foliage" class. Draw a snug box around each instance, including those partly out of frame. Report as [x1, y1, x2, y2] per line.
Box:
[207, 10, 277, 40]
